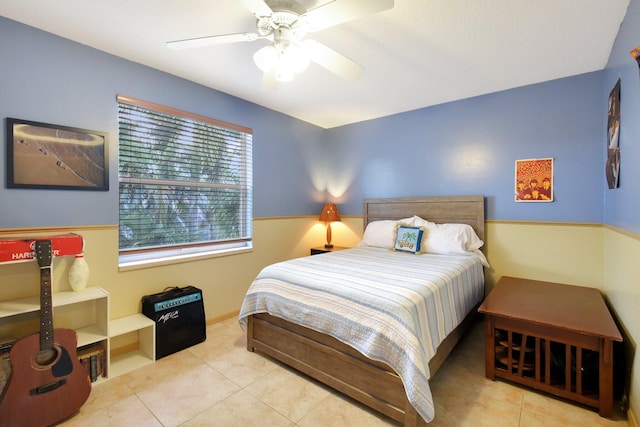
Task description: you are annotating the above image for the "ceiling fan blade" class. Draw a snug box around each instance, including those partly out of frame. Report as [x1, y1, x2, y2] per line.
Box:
[167, 33, 260, 50]
[239, 0, 273, 17]
[304, 40, 364, 81]
[301, 0, 394, 32]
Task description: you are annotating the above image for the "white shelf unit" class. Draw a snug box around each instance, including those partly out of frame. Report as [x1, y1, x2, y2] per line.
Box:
[109, 314, 155, 377]
[0, 286, 109, 348]
[0, 286, 156, 382]
[0, 286, 110, 383]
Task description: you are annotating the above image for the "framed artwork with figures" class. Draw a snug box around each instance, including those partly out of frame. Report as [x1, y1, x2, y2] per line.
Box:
[515, 158, 553, 202]
[606, 79, 621, 189]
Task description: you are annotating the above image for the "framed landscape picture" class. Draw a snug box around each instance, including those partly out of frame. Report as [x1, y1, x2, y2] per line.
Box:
[6, 118, 109, 191]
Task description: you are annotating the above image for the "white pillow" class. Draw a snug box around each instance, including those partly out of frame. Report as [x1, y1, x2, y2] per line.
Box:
[413, 217, 484, 255]
[360, 217, 415, 249]
[412, 216, 437, 230]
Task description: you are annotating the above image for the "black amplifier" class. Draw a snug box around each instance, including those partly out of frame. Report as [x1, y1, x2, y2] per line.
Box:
[141, 286, 206, 359]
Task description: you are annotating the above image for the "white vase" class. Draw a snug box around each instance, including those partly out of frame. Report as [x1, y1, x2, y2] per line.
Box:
[68, 253, 90, 292]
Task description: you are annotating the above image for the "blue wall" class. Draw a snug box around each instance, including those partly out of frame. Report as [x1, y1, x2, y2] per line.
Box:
[604, 0, 640, 235]
[327, 72, 606, 221]
[1, 13, 634, 229]
[0, 17, 325, 228]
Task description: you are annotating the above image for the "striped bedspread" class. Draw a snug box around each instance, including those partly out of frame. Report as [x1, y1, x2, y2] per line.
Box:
[238, 246, 485, 422]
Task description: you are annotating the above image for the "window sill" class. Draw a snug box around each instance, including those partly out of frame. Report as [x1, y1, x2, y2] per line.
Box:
[118, 246, 253, 272]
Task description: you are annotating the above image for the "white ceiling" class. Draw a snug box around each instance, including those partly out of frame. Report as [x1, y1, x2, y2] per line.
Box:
[0, 0, 630, 129]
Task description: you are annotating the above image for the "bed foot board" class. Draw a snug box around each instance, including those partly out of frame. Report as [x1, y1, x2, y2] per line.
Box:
[247, 314, 426, 426]
[245, 309, 480, 426]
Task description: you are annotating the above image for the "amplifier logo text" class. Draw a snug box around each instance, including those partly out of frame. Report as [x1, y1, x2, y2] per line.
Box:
[158, 310, 179, 323]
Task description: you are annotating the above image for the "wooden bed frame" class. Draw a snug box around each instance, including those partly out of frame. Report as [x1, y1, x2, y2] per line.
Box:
[246, 195, 486, 426]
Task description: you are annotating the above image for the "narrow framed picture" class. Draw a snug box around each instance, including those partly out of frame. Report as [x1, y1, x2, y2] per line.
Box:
[515, 158, 553, 202]
[606, 79, 621, 189]
[6, 118, 109, 191]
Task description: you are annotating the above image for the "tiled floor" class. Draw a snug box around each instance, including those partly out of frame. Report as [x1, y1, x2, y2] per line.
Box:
[62, 318, 629, 426]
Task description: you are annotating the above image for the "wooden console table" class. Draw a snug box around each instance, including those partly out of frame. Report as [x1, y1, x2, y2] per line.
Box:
[478, 276, 622, 417]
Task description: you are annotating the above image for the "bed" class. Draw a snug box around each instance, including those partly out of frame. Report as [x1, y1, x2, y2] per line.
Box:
[238, 195, 486, 426]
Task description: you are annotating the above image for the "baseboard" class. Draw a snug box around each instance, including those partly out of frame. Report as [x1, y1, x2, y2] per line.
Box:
[629, 405, 638, 427]
[207, 310, 239, 325]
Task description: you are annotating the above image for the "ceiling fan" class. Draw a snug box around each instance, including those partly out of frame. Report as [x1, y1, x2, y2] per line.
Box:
[167, 0, 394, 85]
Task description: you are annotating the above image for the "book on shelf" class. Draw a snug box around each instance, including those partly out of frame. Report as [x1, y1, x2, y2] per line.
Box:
[77, 343, 106, 382]
[0, 338, 15, 395]
[0, 338, 15, 357]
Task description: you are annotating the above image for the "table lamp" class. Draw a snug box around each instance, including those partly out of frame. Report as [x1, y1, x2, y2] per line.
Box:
[319, 203, 341, 248]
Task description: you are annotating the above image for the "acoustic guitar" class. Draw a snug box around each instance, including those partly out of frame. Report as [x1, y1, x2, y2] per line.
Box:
[0, 240, 91, 426]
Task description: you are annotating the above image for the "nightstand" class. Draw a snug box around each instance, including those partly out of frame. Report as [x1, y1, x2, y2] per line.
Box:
[310, 246, 348, 255]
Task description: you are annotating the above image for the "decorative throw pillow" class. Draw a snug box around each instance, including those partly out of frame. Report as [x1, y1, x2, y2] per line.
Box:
[393, 225, 425, 254]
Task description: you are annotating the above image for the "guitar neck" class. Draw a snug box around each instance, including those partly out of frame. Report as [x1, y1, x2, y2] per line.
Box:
[39, 265, 54, 352]
[35, 240, 55, 353]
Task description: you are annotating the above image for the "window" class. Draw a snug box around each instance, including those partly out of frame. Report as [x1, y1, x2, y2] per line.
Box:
[117, 95, 252, 268]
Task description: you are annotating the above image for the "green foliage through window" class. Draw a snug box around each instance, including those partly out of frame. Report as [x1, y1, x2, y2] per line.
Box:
[117, 96, 252, 254]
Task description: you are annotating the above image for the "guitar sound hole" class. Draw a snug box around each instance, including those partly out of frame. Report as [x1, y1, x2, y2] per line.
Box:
[35, 348, 58, 366]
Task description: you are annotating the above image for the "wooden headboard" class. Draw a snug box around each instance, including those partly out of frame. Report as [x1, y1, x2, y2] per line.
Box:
[363, 195, 485, 242]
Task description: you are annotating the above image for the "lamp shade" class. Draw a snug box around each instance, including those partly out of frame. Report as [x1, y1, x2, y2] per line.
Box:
[254, 42, 310, 82]
[253, 45, 278, 72]
[319, 203, 341, 222]
[319, 203, 340, 249]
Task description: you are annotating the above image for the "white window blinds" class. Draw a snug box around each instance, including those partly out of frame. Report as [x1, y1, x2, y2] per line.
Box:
[117, 95, 252, 257]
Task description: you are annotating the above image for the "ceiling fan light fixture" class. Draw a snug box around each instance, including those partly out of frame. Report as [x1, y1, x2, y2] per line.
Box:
[255, 42, 309, 81]
[253, 45, 278, 72]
